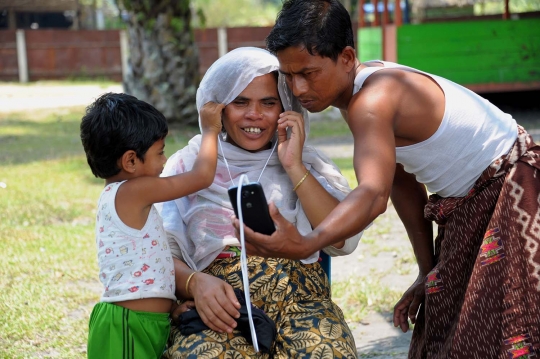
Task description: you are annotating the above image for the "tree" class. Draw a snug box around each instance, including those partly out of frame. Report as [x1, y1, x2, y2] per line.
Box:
[116, 0, 199, 125]
[191, 0, 280, 28]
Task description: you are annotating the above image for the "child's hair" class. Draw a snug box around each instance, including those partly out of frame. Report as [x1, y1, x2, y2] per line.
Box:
[80, 93, 168, 179]
[266, 0, 354, 62]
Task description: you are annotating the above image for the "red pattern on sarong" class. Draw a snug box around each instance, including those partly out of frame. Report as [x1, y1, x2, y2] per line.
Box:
[409, 127, 540, 359]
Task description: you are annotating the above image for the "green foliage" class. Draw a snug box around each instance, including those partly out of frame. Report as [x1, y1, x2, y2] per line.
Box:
[474, 0, 540, 15]
[171, 16, 186, 32]
[192, 0, 280, 27]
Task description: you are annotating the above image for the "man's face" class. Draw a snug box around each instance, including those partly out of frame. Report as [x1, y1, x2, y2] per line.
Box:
[277, 46, 350, 112]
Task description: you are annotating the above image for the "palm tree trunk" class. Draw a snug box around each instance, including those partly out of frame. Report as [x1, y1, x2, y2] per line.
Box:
[121, 0, 199, 125]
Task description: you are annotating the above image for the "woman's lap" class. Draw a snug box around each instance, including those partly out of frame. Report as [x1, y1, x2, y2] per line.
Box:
[163, 256, 357, 358]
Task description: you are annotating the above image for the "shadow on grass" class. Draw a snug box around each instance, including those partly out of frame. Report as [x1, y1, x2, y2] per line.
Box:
[0, 117, 84, 165]
[0, 112, 199, 166]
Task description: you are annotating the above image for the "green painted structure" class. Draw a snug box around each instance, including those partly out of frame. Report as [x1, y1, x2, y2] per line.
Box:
[359, 27, 382, 62]
[358, 18, 540, 92]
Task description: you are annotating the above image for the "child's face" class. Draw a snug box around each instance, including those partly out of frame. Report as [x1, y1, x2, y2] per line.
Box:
[222, 73, 281, 152]
[137, 138, 167, 177]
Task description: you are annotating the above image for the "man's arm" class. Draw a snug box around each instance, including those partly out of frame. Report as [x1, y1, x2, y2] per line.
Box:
[390, 164, 434, 332]
[391, 164, 434, 275]
[241, 77, 402, 258]
[306, 84, 399, 249]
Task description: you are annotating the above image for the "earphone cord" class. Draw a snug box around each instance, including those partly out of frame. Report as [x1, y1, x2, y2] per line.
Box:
[218, 135, 235, 186]
[218, 133, 279, 186]
[257, 137, 278, 182]
[236, 173, 260, 352]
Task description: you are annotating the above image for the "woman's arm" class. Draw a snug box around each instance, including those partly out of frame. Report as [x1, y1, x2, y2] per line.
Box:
[165, 215, 241, 334]
[171, 257, 241, 334]
[277, 111, 346, 249]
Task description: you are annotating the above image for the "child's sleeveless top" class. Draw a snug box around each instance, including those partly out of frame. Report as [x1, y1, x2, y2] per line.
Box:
[353, 61, 517, 197]
[95, 181, 175, 302]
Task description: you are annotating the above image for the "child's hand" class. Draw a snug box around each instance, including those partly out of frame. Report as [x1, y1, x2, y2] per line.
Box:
[200, 102, 225, 135]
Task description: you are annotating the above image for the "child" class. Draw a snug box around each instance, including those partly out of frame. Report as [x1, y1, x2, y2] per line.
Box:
[80, 93, 223, 359]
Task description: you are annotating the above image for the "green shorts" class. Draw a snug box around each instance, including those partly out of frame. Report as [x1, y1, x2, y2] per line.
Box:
[88, 302, 170, 359]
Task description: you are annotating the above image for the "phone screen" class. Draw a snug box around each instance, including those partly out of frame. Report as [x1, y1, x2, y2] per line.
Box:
[228, 182, 275, 235]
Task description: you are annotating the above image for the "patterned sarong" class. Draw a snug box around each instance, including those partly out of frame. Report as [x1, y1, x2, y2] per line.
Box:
[162, 256, 357, 359]
[409, 126, 540, 359]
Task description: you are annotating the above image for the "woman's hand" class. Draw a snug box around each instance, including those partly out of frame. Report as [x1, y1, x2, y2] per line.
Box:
[277, 111, 306, 172]
[189, 272, 241, 333]
[199, 101, 225, 135]
[393, 273, 426, 332]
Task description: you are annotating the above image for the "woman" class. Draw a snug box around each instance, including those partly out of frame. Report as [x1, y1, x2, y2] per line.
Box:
[159, 47, 362, 358]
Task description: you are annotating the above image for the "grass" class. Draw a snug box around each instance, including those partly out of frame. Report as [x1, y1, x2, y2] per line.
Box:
[331, 157, 357, 187]
[332, 275, 403, 322]
[326, 157, 417, 322]
[0, 108, 100, 358]
[0, 105, 408, 357]
[308, 110, 352, 139]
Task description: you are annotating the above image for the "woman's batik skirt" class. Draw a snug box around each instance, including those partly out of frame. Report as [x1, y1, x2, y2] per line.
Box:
[163, 256, 357, 359]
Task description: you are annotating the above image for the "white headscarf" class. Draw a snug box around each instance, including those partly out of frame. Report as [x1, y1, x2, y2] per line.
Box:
[159, 47, 361, 271]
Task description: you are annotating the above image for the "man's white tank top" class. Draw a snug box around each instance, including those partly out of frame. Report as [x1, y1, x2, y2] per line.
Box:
[353, 61, 517, 197]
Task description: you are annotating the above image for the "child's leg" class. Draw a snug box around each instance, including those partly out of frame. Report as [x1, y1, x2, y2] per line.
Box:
[88, 302, 170, 359]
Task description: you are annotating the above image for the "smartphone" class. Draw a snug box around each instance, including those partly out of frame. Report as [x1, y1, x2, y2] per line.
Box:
[228, 182, 276, 235]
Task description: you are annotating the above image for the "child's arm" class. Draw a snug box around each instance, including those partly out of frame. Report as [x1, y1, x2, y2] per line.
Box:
[116, 102, 224, 229]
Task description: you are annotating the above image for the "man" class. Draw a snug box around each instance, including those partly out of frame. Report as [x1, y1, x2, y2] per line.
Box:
[235, 0, 540, 358]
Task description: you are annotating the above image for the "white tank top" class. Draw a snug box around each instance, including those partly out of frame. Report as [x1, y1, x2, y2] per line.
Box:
[95, 181, 176, 302]
[353, 61, 517, 197]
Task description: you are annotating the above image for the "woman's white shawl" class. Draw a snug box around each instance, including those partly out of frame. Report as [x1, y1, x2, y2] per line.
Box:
[158, 47, 362, 271]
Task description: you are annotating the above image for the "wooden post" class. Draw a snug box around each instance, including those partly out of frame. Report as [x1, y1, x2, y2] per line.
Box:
[382, 0, 389, 25]
[395, 0, 402, 26]
[373, 0, 380, 26]
[503, 0, 510, 20]
[72, 0, 80, 30]
[8, 8, 16, 30]
[358, 0, 365, 28]
[91, 0, 97, 29]
[16, 30, 28, 83]
[382, 0, 388, 60]
[119, 30, 129, 83]
[217, 27, 228, 57]
[404, 0, 410, 24]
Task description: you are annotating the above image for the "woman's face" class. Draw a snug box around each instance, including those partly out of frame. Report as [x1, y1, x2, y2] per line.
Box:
[223, 73, 282, 152]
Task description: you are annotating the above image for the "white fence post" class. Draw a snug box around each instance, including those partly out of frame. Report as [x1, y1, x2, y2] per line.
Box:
[217, 27, 228, 57]
[119, 30, 129, 83]
[16, 30, 29, 83]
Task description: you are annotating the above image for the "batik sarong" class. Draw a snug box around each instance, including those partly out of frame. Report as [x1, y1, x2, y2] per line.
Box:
[162, 256, 357, 359]
[409, 126, 540, 359]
